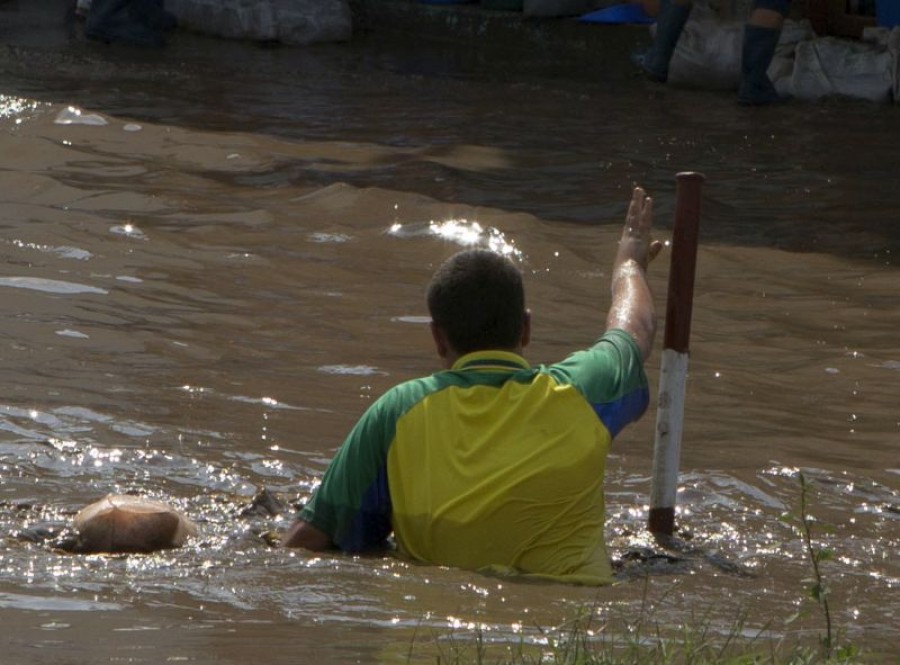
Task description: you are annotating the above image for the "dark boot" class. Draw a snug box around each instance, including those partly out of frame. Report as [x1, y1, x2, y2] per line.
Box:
[737, 24, 785, 105]
[85, 0, 176, 47]
[636, 0, 694, 83]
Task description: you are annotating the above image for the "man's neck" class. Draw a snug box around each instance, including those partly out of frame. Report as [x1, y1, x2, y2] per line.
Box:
[441, 346, 524, 370]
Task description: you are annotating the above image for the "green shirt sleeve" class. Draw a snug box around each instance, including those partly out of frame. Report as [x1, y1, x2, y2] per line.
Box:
[544, 328, 649, 437]
[298, 395, 396, 551]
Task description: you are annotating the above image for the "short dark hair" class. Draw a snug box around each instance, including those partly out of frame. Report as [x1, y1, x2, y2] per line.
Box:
[426, 249, 525, 355]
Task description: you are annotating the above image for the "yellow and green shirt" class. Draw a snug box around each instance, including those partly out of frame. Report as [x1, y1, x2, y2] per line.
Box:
[299, 328, 648, 585]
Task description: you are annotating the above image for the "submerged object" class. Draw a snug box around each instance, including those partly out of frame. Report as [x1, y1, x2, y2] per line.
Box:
[239, 487, 288, 518]
[72, 495, 197, 554]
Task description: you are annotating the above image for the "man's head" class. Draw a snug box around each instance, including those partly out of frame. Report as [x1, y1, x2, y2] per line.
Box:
[427, 249, 529, 362]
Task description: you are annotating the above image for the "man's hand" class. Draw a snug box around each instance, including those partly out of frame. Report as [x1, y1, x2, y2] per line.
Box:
[281, 519, 332, 551]
[615, 186, 664, 272]
[606, 186, 661, 361]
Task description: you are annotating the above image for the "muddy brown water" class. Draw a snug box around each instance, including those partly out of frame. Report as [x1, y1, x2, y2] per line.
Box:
[1, 11, 898, 664]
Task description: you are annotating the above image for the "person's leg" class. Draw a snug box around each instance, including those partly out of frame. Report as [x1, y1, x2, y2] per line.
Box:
[737, 0, 790, 104]
[638, 0, 694, 83]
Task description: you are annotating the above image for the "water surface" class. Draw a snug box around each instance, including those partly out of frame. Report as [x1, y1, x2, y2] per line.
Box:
[0, 11, 898, 664]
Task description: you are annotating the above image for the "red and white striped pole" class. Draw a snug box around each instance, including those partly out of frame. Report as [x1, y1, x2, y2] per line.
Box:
[648, 171, 705, 538]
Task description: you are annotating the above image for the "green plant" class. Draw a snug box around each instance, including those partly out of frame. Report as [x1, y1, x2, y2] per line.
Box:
[799, 472, 834, 658]
[780, 471, 862, 664]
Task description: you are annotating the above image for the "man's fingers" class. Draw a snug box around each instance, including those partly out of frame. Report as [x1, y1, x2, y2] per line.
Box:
[627, 187, 643, 227]
[620, 185, 663, 267]
[626, 187, 649, 231]
[639, 194, 653, 233]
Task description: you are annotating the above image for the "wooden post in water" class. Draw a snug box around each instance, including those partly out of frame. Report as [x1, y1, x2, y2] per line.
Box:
[648, 171, 705, 538]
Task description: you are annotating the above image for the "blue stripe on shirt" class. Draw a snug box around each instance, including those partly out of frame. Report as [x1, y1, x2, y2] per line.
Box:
[592, 385, 650, 438]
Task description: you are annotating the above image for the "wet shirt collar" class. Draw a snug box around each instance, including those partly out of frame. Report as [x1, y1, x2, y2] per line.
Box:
[451, 350, 531, 373]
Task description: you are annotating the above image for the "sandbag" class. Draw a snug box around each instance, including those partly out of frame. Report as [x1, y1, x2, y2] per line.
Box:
[165, 0, 352, 45]
[787, 36, 894, 103]
[768, 19, 817, 96]
[660, 10, 898, 104]
[666, 9, 814, 91]
[860, 26, 900, 104]
[666, 9, 743, 90]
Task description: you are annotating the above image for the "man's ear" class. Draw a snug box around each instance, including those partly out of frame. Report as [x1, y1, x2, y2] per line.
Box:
[521, 309, 532, 349]
[430, 322, 450, 359]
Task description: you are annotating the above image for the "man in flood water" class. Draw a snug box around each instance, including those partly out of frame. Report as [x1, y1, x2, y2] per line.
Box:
[283, 187, 661, 584]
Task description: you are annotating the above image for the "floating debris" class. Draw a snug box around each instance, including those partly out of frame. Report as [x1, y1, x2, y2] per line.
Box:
[66, 495, 197, 554]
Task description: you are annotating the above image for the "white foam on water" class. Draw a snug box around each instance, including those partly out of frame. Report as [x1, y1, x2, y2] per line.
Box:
[9, 240, 93, 261]
[54, 106, 108, 126]
[56, 329, 90, 339]
[308, 232, 352, 244]
[0, 276, 108, 295]
[317, 364, 388, 376]
[0, 592, 125, 612]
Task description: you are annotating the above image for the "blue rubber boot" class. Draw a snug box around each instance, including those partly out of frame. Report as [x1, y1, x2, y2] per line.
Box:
[637, 0, 694, 83]
[737, 24, 785, 105]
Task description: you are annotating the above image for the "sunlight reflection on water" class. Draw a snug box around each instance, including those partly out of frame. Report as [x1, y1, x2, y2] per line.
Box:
[388, 219, 524, 261]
